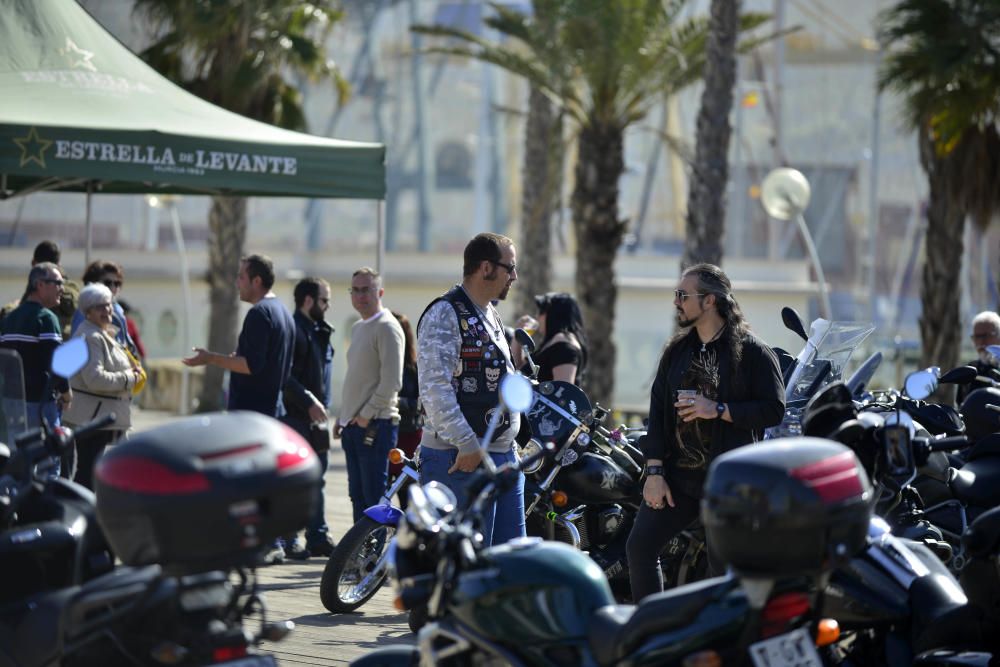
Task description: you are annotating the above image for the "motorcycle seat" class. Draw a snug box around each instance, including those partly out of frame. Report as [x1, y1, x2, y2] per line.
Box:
[948, 458, 1000, 507]
[587, 576, 733, 666]
[966, 433, 1000, 462]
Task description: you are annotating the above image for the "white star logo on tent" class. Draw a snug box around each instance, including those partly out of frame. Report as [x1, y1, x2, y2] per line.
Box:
[59, 37, 96, 71]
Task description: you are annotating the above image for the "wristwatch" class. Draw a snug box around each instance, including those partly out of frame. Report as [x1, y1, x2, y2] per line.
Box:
[716, 402, 726, 418]
[645, 464, 665, 477]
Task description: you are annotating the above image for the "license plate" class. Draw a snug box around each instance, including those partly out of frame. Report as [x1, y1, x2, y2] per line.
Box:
[749, 628, 823, 667]
[218, 656, 278, 667]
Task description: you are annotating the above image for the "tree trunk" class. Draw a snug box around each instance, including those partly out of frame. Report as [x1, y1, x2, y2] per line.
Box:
[917, 126, 964, 393]
[572, 123, 626, 408]
[516, 86, 562, 317]
[682, 0, 740, 270]
[198, 195, 248, 412]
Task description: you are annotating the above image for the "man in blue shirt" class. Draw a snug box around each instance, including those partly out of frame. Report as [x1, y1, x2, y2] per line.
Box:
[183, 254, 295, 563]
[183, 254, 295, 417]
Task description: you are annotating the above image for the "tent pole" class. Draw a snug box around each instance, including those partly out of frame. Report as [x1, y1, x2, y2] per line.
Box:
[376, 200, 385, 274]
[168, 199, 192, 416]
[85, 181, 93, 265]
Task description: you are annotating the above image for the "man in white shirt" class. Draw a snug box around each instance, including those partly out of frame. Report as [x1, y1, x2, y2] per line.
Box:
[335, 267, 404, 522]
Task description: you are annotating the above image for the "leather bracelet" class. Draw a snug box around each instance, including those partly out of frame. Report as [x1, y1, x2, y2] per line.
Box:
[645, 464, 665, 477]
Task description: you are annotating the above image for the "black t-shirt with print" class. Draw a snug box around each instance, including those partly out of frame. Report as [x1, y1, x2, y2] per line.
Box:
[674, 339, 721, 473]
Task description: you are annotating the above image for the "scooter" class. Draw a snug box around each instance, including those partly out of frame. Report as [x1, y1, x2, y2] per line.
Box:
[0, 339, 318, 666]
[319, 448, 420, 613]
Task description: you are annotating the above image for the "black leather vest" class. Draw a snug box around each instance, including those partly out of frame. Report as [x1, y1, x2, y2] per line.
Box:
[423, 285, 510, 440]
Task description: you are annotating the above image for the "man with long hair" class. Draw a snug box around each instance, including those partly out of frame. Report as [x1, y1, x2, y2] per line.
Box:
[627, 263, 784, 601]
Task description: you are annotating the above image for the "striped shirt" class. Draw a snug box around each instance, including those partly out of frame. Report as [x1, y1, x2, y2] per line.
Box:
[0, 300, 67, 401]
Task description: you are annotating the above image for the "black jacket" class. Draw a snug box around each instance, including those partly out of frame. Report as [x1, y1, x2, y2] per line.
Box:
[283, 311, 334, 424]
[640, 328, 785, 498]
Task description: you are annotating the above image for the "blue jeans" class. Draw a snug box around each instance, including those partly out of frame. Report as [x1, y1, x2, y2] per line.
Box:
[418, 447, 525, 546]
[341, 419, 397, 523]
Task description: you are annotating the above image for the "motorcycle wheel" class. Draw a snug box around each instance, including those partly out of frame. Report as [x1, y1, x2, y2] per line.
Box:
[320, 517, 395, 613]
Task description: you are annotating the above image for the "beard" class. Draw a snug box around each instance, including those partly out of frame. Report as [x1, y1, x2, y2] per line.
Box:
[676, 309, 697, 328]
[978, 348, 999, 367]
[309, 303, 326, 322]
[498, 280, 512, 301]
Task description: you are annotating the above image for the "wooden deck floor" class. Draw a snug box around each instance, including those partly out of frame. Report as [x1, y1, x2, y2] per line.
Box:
[133, 410, 414, 666]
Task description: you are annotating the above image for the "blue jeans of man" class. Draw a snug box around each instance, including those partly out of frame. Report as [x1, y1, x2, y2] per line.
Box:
[341, 419, 397, 523]
[280, 416, 331, 547]
[418, 447, 526, 546]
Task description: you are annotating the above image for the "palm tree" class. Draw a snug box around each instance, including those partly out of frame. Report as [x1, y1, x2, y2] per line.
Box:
[136, 0, 348, 411]
[514, 86, 563, 319]
[682, 0, 741, 269]
[414, 0, 770, 405]
[879, 0, 1000, 377]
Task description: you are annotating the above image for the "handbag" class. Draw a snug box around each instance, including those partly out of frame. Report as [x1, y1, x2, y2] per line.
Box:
[123, 345, 147, 395]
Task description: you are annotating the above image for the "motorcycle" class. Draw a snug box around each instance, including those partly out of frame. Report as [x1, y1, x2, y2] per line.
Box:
[767, 306, 878, 438]
[801, 371, 1000, 663]
[0, 339, 319, 666]
[319, 448, 420, 613]
[354, 373, 877, 667]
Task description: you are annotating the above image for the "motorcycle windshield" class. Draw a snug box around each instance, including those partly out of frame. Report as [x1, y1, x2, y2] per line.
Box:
[0, 350, 27, 446]
[785, 319, 876, 405]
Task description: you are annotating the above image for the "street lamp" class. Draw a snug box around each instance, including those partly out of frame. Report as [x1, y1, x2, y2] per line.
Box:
[760, 167, 832, 320]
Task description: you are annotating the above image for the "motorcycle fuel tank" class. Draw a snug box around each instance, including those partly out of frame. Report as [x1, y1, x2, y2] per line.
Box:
[449, 539, 614, 644]
[557, 451, 639, 505]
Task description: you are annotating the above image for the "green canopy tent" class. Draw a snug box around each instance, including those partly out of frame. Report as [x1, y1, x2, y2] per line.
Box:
[0, 0, 387, 263]
[0, 0, 387, 414]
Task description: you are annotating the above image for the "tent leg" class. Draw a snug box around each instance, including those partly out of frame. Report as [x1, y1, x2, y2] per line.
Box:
[376, 200, 385, 274]
[85, 182, 93, 265]
[168, 200, 193, 416]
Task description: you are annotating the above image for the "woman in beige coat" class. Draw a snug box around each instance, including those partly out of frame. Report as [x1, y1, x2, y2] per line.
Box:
[63, 283, 143, 489]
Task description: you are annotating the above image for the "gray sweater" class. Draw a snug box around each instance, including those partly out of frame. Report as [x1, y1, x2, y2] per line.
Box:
[338, 309, 403, 423]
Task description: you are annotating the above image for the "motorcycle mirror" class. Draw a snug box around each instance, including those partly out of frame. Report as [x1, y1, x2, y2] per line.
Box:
[904, 367, 940, 400]
[515, 328, 536, 353]
[940, 365, 978, 385]
[781, 306, 809, 342]
[846, 351, 883, 397]
[500, 374, 534, 413]
[51, 337, 88, 379]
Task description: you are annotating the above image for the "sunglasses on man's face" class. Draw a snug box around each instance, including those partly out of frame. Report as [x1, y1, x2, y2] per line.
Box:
[102, 279, 123, 289]
[674, 290, 706, 302]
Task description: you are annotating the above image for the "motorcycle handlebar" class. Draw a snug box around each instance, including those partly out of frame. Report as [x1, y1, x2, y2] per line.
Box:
[916, 435, 971, 453]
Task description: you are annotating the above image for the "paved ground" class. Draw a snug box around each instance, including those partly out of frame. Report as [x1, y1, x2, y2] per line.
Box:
[131, 408, 414, 666]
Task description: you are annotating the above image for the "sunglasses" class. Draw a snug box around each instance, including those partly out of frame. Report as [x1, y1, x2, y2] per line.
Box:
[348, 286, 377, 295]
[102, 279, 123, 289]
[674, 290, 707, 302]
[492, 260, 516, 274]
[42, 278, 64, 287]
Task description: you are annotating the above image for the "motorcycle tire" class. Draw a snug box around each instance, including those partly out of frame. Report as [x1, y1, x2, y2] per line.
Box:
[407, 604, 428, 634]
[320, 516, 396, 613]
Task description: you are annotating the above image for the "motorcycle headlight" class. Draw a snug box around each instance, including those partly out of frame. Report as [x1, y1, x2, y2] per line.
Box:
[517, 438, 545, 474]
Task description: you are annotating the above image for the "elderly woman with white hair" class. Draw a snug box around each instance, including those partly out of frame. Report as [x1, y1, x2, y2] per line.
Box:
[62, 283, 144, 489]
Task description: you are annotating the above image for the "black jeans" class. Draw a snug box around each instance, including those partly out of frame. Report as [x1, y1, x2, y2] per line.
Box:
[72, 429, 120, 491]
[626, 490, 702, 602]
